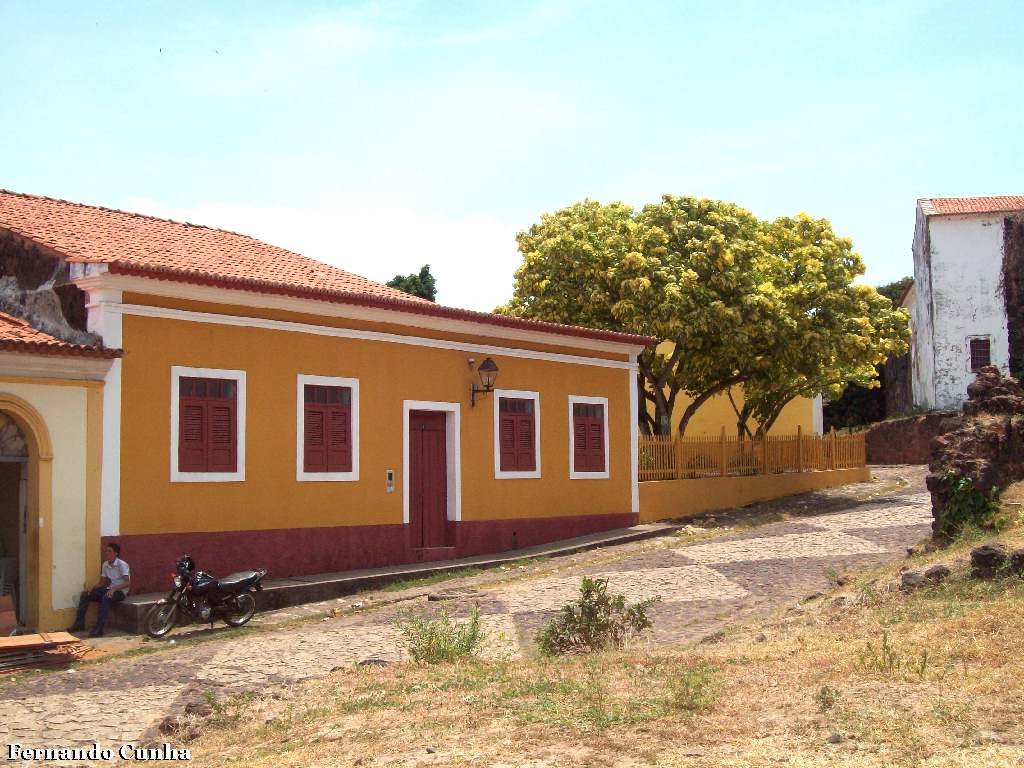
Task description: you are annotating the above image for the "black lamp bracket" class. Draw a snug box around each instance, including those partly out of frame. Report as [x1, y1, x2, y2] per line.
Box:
[470, 383, 493, 407]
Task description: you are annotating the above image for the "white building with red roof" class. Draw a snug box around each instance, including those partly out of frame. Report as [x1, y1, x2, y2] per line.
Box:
[910, 195, 1024, 409]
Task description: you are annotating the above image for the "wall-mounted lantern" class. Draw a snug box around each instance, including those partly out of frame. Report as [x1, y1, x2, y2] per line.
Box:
[470, 357, 499, 407]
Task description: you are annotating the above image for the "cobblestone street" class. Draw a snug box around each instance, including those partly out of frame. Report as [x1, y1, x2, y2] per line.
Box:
[0, 466, 932, 760]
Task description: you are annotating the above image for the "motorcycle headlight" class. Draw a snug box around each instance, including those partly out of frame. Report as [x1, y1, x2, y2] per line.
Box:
[173, 575, 184, 588]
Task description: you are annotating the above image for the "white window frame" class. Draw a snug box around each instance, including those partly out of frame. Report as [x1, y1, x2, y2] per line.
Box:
[170, 365, 246, 483]
[568, 394, 610, 480]
[493, 389, 541, 479]
[296, 374, 360, 482]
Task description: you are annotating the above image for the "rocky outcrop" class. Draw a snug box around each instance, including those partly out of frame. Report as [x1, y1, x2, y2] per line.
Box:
[926, 367, 1024, 537]
[864, 413, 954, 465]
[0, 230, 98, 346]
[970, 543, 1009, 579]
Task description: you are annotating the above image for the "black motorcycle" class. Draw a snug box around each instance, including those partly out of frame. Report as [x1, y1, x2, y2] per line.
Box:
[144, 555, 266, 639]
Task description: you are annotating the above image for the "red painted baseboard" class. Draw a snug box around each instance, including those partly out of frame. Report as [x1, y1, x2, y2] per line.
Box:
[454, 513, 638, 556]
[103, 512, 638, 593]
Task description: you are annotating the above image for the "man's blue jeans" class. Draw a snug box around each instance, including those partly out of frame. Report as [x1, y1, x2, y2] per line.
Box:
[72, 587, 125, 632]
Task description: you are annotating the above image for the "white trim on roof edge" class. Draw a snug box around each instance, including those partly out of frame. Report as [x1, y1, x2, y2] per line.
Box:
[110, 302, 640, 372]
[71, 269, 647, 357]
[0, 352, 112, 381]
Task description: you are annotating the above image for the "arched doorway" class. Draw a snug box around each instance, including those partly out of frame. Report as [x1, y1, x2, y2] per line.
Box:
[0, 412, 28, 630]
[0, 394, 52, 633]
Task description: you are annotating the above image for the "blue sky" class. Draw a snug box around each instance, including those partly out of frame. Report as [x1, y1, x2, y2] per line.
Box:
[2, 1, 1021, 310]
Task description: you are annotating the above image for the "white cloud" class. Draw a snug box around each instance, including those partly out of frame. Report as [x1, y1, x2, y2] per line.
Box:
[184, 1, 582, 96]
[124, 197, 521, 312]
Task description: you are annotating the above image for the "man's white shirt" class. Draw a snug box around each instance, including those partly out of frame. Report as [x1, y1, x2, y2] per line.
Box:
[102, 557, 130, 595]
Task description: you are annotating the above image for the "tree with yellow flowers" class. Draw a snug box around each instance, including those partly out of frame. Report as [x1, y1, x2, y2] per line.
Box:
[498, 196, 909, 436]
[728, 215, 910, 438]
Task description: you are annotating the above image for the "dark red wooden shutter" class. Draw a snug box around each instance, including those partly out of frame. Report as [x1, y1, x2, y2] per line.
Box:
[208, 403, 237, 472]
[516, 413, 535, 471]
[573, 418, 588, 471]
[970, 338, 991, 372]
[499, 398, 537, 473]
[304, 386, 353, 473]
[499, 413, 517, 471]
[573, 403, 605, 473]
[179, 402, 207, 472]
[587, 421, 603, 472]
[304, 407, 327, 472]
[327, 405, 352, 472]
[178, 377, 237, 473]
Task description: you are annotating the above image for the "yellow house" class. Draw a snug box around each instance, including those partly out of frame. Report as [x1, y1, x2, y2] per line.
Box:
[0, 190, 651, 630]
[0, 313, 114, 632]
[647, 342, 823, 437]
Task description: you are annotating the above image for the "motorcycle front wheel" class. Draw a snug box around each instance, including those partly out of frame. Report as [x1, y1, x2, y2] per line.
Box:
[144, 600, 179, 639]
[223, 593, 256, 627]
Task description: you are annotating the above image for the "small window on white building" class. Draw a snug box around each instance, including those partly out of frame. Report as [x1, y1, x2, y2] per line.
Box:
[969, 337, 991, 372]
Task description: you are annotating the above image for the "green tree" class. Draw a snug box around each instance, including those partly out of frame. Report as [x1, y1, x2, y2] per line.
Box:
[500, 197, 778, 435]
[632, 196, 781, 436]
[819, 274, 914, 429]
[876, 276, 913, 306]
[387, 264, 437, 302]
[500, 198, 910, 437]
[727, 216, 910, 437]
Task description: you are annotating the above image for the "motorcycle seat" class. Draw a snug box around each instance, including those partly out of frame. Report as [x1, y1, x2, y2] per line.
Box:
[218, 570, 260, 591]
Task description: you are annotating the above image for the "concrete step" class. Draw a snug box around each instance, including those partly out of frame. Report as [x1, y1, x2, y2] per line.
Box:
[109, 522, 680, 634]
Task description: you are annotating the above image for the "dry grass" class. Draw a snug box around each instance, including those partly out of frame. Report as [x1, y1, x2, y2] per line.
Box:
[187, 521, 1024, 767]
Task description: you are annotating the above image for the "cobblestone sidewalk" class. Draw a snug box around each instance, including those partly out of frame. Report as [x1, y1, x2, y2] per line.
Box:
[0, 466, 931, 760]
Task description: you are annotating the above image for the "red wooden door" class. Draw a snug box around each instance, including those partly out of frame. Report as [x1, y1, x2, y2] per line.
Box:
[409, 411, 448, 549]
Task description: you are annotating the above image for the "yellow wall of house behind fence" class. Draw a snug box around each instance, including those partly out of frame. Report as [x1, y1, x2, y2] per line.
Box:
[638, 466, 871, 523]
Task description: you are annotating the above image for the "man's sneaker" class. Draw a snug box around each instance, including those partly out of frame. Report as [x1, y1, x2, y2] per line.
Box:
[67, 625, 85, 633]
[88, 628, 103, 638]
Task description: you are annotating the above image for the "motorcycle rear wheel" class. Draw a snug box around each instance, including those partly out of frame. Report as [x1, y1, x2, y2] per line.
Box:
[223, 593, 256, 627]
[144, 600, 179, 639]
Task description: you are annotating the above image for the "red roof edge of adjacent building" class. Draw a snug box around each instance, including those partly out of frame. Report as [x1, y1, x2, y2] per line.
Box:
[0, 311, 122, 359]
[919, 196, 1024, 217]
[102, 262, 655, 348]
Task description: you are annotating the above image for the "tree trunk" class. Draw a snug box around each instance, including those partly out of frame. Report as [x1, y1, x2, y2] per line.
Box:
[726, 388, 754, 439]
[638, 351, 682, 436]
[754, 395, 796, 439]
[676, 376, 745, 437]
[637, 374, 656, 436]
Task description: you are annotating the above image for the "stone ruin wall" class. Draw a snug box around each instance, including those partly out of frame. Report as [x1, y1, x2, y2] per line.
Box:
[0, 230, 99, 346]
[865, 412, 952, 465]
[1002, 216, 1024, 380]
[927, 366, 1024, 537]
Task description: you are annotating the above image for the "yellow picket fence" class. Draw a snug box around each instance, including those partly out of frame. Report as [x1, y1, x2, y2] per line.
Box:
[638, 428, 866, 481]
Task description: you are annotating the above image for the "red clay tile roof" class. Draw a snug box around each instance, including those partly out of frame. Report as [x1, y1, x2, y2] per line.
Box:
[0, 312, 120, 359]
[919, 196, 1024, 216]
[0, 190, 652, 347]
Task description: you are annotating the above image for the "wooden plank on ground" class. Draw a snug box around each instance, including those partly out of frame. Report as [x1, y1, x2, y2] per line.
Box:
[0, 641, 89, 674]
[0, 632, 80, 653]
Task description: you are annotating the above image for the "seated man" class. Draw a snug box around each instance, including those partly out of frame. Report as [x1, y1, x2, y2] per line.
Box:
[69, 542, 130, 637]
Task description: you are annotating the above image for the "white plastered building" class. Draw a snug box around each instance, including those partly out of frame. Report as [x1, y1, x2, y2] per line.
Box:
[909, 196, 1024, 410]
